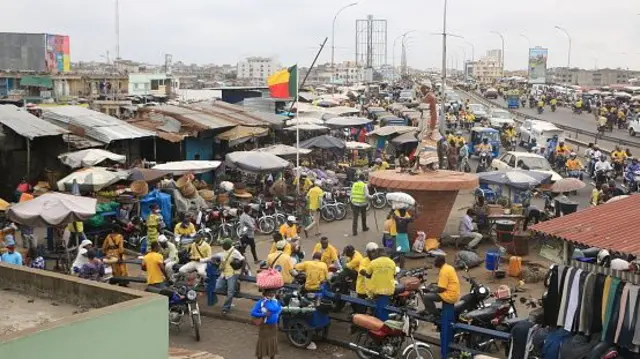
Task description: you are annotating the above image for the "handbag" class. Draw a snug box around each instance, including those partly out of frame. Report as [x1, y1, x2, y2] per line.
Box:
[256, 268, 284, 289]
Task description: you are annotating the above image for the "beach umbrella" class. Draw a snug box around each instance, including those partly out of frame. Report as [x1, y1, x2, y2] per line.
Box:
[56, 167, 129, 193]
[284, 124, 330, 132]
[345, 141, 372, 150]
[225, 152, 291, 172]
[58, 149, 126, 169]
[7, 192, 97, 227]
[254, 144, 312, 157]
[152, 160, 222, 174]
[324, 117, 372, 128]
[298, 135, 346, 150]
[477, 170, 552, 190]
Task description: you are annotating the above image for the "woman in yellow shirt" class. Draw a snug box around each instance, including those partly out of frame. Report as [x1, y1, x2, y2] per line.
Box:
[382, 211, 396, 248]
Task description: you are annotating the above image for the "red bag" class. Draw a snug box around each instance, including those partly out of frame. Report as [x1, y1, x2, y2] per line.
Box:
[256, 268, 284, 289]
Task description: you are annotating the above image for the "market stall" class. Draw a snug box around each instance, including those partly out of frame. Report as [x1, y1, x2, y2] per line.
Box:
[58, 149, 127, 169]
[56, 167, 130, 193]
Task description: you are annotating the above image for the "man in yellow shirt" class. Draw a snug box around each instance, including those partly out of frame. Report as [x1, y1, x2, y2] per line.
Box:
[305, 180, 324, 236]
[352, 243, 377, 313]
[213, 238, 245, 314]
[269, 232, 292, 256]
[566, 153, 584, 180]
[312, 236, 338, 268]
[279, 216, 298, 240]
[178, 234, 212, 278]
[67, 221, 87, 249]
[267, 240, 294, 284]
[421, 256, 460, 320]
[372, 158, 390, 172]
[293, 174, 313, 193]
[142, 241, 168, 289]
[555, 141, 570, 157]
[360, 248, 397, 320]
[174, 215, 196, 237]
[294, 252, 328, 292]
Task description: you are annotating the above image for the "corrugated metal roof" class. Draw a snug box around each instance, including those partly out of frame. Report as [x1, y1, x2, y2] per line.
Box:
[149, 105, 237, 130]
[530, 194, 640, 255]
[189, 101, 286, 128]
[42, 106, 155, 143]
[0, 105, 69, 139]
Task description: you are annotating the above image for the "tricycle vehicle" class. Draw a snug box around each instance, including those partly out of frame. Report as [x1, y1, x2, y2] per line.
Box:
[467, 127, 500, 159]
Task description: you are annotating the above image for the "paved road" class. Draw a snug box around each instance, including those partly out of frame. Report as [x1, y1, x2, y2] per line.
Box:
[475, 91, 638, 146]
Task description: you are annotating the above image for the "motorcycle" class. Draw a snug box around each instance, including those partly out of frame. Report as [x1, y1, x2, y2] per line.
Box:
[476, 151, 491, 173]
[573, 106, 583, 114]
[613, 162, 624, 180]
[623, 170, 640, 193]
[528, 98, 535, 108]
[146, 284, 202, 341]
[349, 309, 433, 359]
[594, 169, 613, 187]
[503, 137, 516, 152]
[370, 187, 388, 210]
[392, 268, 427, 311]
[551, 104, 557, 112]
[537, 106, 544, 114]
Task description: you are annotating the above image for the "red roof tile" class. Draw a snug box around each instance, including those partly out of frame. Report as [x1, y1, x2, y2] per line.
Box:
[530, 194, 640, 255]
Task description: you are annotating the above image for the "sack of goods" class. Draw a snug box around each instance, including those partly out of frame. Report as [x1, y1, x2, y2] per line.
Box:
[256, 268, 284, 290]
[386, 192, 416, 209]
[219, 181, 234, 193]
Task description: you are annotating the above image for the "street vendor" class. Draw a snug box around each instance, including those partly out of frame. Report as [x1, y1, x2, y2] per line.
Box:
[101, 224, 128, 277]
[371, 157, 389, 172]
[174, 214, 196, 237]
[146, 204, 164, 248]
[393, 208, 413, 253]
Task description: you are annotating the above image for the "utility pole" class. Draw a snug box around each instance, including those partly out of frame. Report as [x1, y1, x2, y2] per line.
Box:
[439, 0, 448, 135]
[115, 0, 120, 60]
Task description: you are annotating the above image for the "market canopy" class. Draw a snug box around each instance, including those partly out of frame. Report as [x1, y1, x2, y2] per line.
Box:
[284, 124, 329, 132]
[7, 192, 97, 227]
[128, 167, 169, 182]
[368, 126, 418, 137]
[285, 116, 324, 126]
[215, 126, 268, 147]
[324, 117, 372, 128]
[153, 160, 222, 175]
[56, 167, 129, 193]
[225, 151, 291, 172]
[390, 131, 419, 145]
[298, 135, 346, 150]
[58, 149, 127, 169]
[345, 141, 372, 150]
[254, 144, 312, 157]
[476, 170, 552, 190]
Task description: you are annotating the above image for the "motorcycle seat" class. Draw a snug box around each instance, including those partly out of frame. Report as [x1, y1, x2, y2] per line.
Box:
[352, 314, 384, 331]
[394, 283, 406, 295]
[453, 299, 468, 313]
[503, 317, 525, 326]
[399, 276, 421, 291]
[383, 319, 404, 331]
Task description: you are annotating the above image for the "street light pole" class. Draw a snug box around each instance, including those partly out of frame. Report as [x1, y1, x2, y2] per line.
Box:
[554, 26, 572, 68]
[463, 40, 475, 61]
[393, 30, 415, 81]
[439, 0, 448, 135]
[331, 2, 358, 83]
[519, 34, 532, 50]
[491, 31, 505, 74]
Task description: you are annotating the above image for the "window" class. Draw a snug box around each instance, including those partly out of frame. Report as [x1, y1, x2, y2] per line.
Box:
[150, 79, 159, 90]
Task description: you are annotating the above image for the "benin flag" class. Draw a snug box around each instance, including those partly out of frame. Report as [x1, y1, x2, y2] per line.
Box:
[267, 65, 297, 99]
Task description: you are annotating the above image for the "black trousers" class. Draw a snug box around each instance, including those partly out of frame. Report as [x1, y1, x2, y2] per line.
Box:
[240, 235, 258, 262]
[351, 204, 367, 235]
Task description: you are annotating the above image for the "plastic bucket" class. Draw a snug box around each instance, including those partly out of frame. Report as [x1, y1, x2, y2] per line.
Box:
[495, 220, 515, 232]
[485, 249, 501, 271]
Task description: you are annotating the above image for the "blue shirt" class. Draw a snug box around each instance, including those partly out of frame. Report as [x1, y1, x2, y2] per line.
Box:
[1, 251, 23, 266]
[250, 298, 282, 325]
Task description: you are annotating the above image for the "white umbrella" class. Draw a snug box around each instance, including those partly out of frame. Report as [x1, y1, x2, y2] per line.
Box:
[325, 117, 373, 128]
[225, 152, 291, 172]
[254, 144, 312, 157]
[153, 160, 222, 174]
[613, 92, 632, 98]
[7, 192, 97, 227]
[368, 126, 418, 137]
[58, 149, 126, 169]
[284, 124, 330, 131]
[345, 141, 372, 150]
[319, 94, 349, 101]
[56, 167, 129, 193]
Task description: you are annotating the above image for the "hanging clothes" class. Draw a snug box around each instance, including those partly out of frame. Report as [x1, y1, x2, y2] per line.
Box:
[508, 320, 535, 359]
[589, 273, 606, 335]
[571, 270, 588, 332]
[543, 329, 572, 359]
[578, 272, 596, 333]
[557, 267, 576, 327]
[601, 276, 613, 323]
[564, 269, 583, 332]
[622, 285, 640, 348]
[603, 279, 623, 342]
[544, 265, 561, 327]
[615, 284, 631, 343]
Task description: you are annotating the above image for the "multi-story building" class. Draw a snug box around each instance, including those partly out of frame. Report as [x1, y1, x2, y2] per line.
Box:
[549, 68, 640, 87]
[0, 32, 71, 73]
[467, 50, 504, 83]
[332, 61, 364, 84]
[236, 57, 280, 85]
[128, 73, 179, 97]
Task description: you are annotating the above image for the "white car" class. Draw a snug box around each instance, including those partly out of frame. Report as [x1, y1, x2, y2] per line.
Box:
[629, 114, 640, 136]
[491, 151, 563, 182]
[468, 103, 489, 120]
[488, 109, 516, 128]
[519, 119, 565, 148]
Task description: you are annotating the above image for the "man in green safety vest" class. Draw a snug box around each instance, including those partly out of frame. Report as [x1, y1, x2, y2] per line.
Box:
[350, 174, 370, 236]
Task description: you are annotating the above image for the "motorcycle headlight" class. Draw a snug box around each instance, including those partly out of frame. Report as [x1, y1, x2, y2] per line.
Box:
[186, 290, 197, 301]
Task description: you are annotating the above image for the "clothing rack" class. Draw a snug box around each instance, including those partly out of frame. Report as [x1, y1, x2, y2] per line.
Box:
[569, 260, 640, 285]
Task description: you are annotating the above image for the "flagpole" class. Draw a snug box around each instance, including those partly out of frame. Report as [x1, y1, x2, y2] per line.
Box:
[295, 64, 301, 196]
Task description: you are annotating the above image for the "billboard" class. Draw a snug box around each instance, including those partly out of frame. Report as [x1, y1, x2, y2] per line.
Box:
[0, 33, 48, 72]
[45, 34, 70, 72]
[528, 47, 548, 84]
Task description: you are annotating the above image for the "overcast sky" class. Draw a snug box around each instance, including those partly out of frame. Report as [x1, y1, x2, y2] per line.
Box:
[3, 0, 639, 71]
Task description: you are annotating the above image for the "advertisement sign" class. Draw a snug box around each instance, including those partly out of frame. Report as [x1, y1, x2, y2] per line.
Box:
[45, 34, 71, 72]
[528, 47, 548, 84]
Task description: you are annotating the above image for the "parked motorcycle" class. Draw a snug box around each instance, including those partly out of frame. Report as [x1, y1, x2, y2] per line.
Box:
[146, 284, 202, 341]
[551, 104, 557, 112]
[476, 152, 491, 173]
[349, 309, 433, 359]
[537, 106, 544, 114]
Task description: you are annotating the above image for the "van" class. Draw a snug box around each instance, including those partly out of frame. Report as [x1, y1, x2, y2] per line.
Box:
[519, 119, 565, 148]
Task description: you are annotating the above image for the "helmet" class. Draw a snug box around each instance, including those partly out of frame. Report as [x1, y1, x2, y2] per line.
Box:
[375, 158, 382, 164]
[287, 215, 297, 223]
[365, 242, 379, 252]
[314, 180, 322, 187]
[570, 152, 577, 157]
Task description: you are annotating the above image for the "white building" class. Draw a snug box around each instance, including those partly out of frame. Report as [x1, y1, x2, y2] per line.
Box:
[331, 61, 364, 84]
[128, 73, 179, 97]
[236, 57, 280, 84]
[469, 50, 504, 83]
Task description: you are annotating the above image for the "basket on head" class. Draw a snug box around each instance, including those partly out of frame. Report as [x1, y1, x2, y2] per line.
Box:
[176, 175, 196, 198]
[130, 180, 149, 196]
[198, 189, 215, 202]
